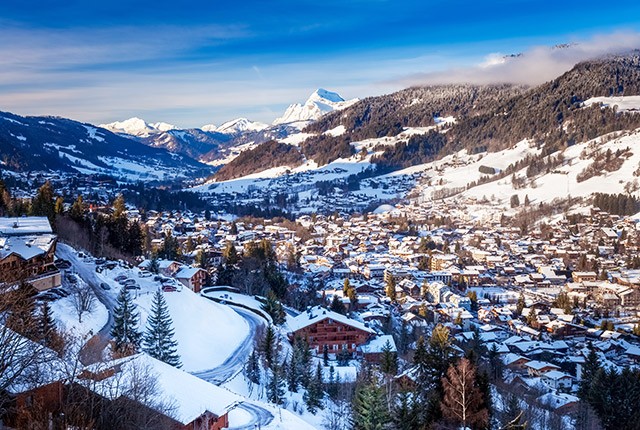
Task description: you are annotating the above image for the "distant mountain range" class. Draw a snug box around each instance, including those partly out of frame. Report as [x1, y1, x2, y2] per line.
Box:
[0, 112, 211, 182]
[3, 52, 640, 192]
[95, 89, 358, 167]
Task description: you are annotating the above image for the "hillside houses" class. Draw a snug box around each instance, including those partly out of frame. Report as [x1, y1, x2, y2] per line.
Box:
[0, 217, 61, 291]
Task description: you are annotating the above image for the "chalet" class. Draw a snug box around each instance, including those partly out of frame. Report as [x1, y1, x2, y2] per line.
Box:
[0, 217, 61, 291]
[175, 266, 208, 293]
[287, 306, 376, 355]
[572, 271, 597, 283]
[525, 360, 560, 377]
[541, 370, 573, 390]
[80, 353, 240, 430]
[139, 259, 181, 277]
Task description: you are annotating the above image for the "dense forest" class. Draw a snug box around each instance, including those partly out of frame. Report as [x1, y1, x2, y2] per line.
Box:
[214, 140, 304, 181]
[214, 53, 640, 179]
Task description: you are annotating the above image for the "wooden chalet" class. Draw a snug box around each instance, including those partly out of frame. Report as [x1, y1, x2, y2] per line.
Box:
[287, 306, 376, 355]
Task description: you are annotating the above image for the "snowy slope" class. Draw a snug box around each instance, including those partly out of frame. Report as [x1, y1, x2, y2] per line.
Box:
[583, 96, 640, 112]
[407, 128, 640, 212]
[273, 88, 358, 128]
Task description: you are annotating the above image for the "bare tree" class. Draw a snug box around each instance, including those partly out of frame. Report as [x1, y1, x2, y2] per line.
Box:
[440, 357, 489, 429]
[72, 283, 96, 324]
[322, 400, 351, 430]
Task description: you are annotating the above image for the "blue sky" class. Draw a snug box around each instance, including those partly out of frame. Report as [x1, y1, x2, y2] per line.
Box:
[1, 0, 640, 127]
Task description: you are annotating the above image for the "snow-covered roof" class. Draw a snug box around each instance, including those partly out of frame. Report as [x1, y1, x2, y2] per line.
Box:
[0, 217, 52, 236]
[287, 306, 376, 334]
[359, 335, 396, 354]
[0, 234, 56, 260]
[175, 266, 205, 279]
[82, 353, 241, 425]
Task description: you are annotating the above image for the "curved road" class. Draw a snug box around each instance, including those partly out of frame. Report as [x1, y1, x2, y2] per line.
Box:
[191, 304, 274, 429]
[191, 307, 263, 384]
[58, 244, 274, 429]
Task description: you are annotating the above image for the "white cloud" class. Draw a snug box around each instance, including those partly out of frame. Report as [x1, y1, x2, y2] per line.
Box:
[396, 31, 640, 87]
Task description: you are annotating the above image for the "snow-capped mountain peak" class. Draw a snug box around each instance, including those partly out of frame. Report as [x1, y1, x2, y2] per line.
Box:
[272, 88, 358, 127]
[99, 117, 176, 137]
[202, 117, 268, 135]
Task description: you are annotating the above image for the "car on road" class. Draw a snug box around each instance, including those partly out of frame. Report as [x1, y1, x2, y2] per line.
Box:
[37, 292, 58, 302]
[100, 283, 111, 290]
[55, 259, 71, 270]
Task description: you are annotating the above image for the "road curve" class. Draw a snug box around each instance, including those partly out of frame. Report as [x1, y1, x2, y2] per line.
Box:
[191, 304, 274, 429]
[228, 402, 275, 430]
[191, 306, 264, 384]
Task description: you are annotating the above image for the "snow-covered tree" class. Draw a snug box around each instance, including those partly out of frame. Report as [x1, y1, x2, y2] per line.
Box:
[142, 290, 181, 367]
[111, 287, 142, 355]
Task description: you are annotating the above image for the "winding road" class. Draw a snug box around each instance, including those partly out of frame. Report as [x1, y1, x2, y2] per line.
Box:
[57, 244, 275, 429]
[191, 302, 274, 430]
[191, 306, 263, 384]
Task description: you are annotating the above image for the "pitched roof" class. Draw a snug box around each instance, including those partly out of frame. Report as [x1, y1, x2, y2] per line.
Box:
[287, 306, 376, 334]
[82, 353, 241, 425]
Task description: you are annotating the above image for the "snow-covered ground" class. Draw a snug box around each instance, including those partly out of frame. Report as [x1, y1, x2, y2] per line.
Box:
[50, 281, 109, 338]
[96, 265, 250, 372]
[583, 95, 640, 112]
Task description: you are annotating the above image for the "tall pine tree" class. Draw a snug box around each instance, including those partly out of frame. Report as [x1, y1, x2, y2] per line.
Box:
[111, 287, 142, 355]
[143, 290, 181, 367]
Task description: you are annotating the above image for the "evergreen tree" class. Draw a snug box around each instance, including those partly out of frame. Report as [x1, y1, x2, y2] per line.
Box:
[380, 340, 398, 376]
[330, 295, 346, 314]
[323, 344, 330, 366]
[392, 390, 421, 430]
[159, 231, 180, 260]
[502, 395, 527, 430]
[516, 293, 525, 316]
[304, 362, 325, 413]
[261, 291, 286, 325]
[579, 344, 601, 400]
[147, 254, 160, 274]
[246, 350, 261, 385]
[111, 287, 142, 355]
[38, 301, 58, 347]
[142, 290, 181, 367]
[262, 324, 277, 368]
[351, 380, 390, 430]
[31, 181, 56, 223]
[266, 360, 286, 405]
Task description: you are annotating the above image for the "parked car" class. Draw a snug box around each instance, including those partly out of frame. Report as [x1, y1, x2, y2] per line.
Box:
[125, 284, 141, 290]
[162, 285, 177, 292]
[104, 262, 117, 270]
[95, 258, 106, 265]
[66, 274, 78, 284]
[114, 274, 128, 282]
[55, 259, 71, 270]
[138, 271, 152, 278]
[100, 283, 111, 290]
